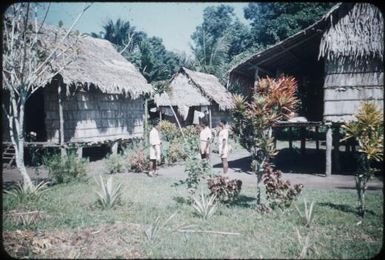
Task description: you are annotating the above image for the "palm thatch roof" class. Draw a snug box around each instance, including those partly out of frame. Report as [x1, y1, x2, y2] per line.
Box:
[318, 3, 383, 61]
[42, 24, 153, 98]
[155, 67, 234, 110]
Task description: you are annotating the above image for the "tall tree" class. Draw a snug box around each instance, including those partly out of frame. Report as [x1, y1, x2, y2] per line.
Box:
[2, 3, 91, 188]
[191, 4, 252, 80]
[244, 2, 335, 47]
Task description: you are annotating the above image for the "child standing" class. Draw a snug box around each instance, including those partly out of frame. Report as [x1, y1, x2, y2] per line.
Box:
[149, 119, 161, 176]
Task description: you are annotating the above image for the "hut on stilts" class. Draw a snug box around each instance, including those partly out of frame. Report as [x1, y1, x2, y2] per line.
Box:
[154, 67, 234, 128]
[228, 3, 384, 175]
[2, 24, 153, 164]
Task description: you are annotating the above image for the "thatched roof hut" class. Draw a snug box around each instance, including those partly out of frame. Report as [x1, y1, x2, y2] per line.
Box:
[42, 24, 153, 98]
[155, 67, 234, 110]
[3, 23, 153, 147]
[229, 3, 383, 122]
[154, 67, 234, 126]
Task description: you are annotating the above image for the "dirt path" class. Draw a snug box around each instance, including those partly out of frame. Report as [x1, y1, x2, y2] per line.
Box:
[2, 148, 383, 191]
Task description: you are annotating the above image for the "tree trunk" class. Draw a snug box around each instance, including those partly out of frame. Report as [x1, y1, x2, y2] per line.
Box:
[13, 98, 33, 188]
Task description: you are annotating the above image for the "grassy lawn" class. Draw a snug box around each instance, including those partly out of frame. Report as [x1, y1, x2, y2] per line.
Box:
[3, 172, 383, 259]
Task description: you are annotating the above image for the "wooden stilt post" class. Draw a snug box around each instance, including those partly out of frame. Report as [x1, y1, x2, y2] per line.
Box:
[58, 81, 65, 157]
[144, 97, 149, 146]
[209, 107, 212, 129]
[333, 125, 341, 174]
[315, 126, 319, 150]
[111, 141, 118, 155]
[300, 126, 306, 155]
[76, 145, 83, 158]
[273, 128, 277, 149]
[289, 126, 293, 149]
[159, 109, 162, 121]
[325, 122, 332, 177]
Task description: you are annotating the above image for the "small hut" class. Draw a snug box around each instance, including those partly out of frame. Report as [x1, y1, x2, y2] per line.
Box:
[2, 24, 153, 156]
[154, 67, 234, 127]
[229, 3, 383, 123]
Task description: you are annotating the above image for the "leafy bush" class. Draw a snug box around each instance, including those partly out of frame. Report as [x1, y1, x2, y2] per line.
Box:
[181, 156, 212, 195]
[123, 140, 150, 173]
[127, 149, 149, 172]
[263, 164, 303, 209]
[207, 176, 242, 203]
[191, 191, 217, 220]
[158, 120, 181, 141]
[43, 152, 88, 184]
[4, 181, 48, 203]
[105, 153, 126, 174]
[94, 175, 122, 209]
[342, 102, 383, 217]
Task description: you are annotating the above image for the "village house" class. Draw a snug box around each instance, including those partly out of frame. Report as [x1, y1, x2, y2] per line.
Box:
[2, 24, 153, 164]
[154, 67, 234, 128]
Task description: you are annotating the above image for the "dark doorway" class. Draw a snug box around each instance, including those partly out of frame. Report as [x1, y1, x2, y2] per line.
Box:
[25, 88, 47, 141]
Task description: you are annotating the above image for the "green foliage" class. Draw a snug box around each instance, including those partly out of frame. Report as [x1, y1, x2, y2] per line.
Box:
[144, 212, 177, 241]
[191, 4, 252, 80]
[158, 120, 181, 141]
[263, 164, 303, 209]
[104, 153, 126, 174]
[43, 152, 88, 184]
[4, 181, 48, 203]
[94, 175, 123, 209]
[244, 2, 335, 46]
[295, 199, 316, 227]
[122, 139, 150, 173]
[191, 191, 217, 220]
[342, 102, 384, 217]
[207, 175, 242, 204]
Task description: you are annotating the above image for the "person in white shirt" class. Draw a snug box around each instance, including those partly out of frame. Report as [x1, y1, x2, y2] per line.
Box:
[149, 119, 161, 177]
[218, 119, 229, 174]
[199, 119, 212, 160]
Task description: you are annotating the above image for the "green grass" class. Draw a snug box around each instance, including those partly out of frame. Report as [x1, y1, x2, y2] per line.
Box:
[3, 173, 383, 259]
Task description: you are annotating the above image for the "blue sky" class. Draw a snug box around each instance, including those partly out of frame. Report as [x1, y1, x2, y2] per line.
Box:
[38, 2, 250, 56]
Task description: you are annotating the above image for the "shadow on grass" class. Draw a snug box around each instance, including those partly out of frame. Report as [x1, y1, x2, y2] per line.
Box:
[172, 196, 191, 205]
[318, 202, 376, 216]
[228, 195, 256, 208]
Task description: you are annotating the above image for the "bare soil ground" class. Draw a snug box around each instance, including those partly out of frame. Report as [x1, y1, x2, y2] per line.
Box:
[2, 146, 383, 191]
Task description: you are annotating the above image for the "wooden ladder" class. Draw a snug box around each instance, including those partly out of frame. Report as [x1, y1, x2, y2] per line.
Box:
[2, 144, 16, 167]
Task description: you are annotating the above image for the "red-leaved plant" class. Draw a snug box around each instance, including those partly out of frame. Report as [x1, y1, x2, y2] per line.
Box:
[207, 176, 242, 204]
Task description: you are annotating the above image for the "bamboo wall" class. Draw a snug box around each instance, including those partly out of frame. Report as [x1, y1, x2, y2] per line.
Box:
[45, 87, 145, 143]
[323, 57, 384, 122]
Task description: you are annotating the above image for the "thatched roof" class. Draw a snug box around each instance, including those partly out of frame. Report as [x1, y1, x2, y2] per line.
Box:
[229, 3, 349, 79]
[318, 3, 384, 61]
[155, 67, 234, 110]
[43, 24, 153, 98]
[154, 72, 211, 108]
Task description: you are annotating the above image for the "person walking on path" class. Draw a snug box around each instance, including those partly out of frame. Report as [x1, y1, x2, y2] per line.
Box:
[218, 119, 229, 174]
[149, 119, 161, 177]
[199, 119, 212, 160]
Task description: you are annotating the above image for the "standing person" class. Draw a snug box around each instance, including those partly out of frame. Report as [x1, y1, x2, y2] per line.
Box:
[218, 119, 229, 174]
[199, 119, 212, 160]
[149, 119, 161, 177]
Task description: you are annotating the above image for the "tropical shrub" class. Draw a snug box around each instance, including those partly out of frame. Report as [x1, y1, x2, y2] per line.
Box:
[105, 153, 126, 174]
[232, 76, 303, 210]
[191, 191, 218, 220]
[4, 181, 48, 203]
[94, 175, 122, 209]
[342, 102, 383, 217]
[123, 139, 150, 173]
[207, 175, 242, 203]
[263, 164, 303, 209]
[43, 152, 88, 184]
[158, 120, 181, 141]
